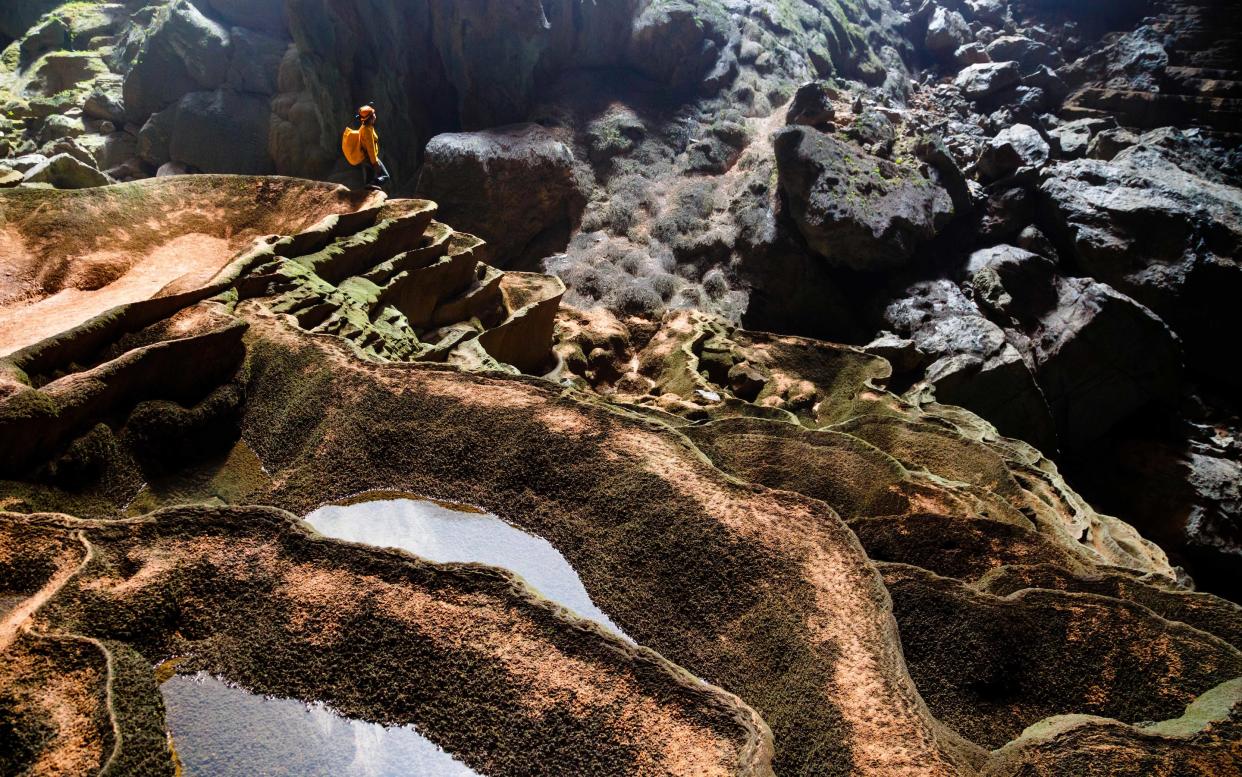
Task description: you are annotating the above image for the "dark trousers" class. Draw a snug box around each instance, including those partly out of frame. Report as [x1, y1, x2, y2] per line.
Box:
[362, 158, 390, 188]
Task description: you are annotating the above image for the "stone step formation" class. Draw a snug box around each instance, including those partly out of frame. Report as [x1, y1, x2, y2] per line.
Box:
[1061, 0, 1242, 138]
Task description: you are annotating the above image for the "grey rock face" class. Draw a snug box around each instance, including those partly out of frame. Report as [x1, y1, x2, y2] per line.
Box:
[884, 279, 1054, 450]
[416, 124, 587, 268]
[954, 42, 990, 67]
[954, 60, 1022, 100]
[977, 124, 1050, 181]
[22, 152, 111, 188]
[122, 0, 231, 120]
[966, 245, 1182, 449]
[786, 82, 837, 129]
[627, 0, 729, 92]
[774, 126, 953, 271]
[169, 90, 273, 174]
[1047, 118, 1114, 159]
[225, 27, 286, 95]
[1039, 129, 1242, 386]
[984, 35, 1064, 72]
[925, 7, 970, 58]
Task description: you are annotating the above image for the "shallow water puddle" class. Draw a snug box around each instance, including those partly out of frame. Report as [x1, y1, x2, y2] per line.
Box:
[161, 672, 480, 777]
[304, 497, 630, 640]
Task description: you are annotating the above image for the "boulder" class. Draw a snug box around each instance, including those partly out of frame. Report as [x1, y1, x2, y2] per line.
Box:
[954, 61, 1021, 100]
[963, 0, 1006, 27]
[83, 81, 126, 122]
[21, 152, 111, 189]
[626, 0, 730, 92]
[1015, 225, 1056, 258]
[884, 279, 1055, 450]
[18, 15, 68, 66]
[863, 331, 929, 375]
[169, 90, 273, 174]
[7, 154, 50, 173]
[37, 113, 86, 144]
[914, 133, 973, 215]
[966, 245, 1182, 448]
[1039, 129, 1242, 386]
[40, 137, 97, 168]
[226, 27, 286, 95]
[157, 160, 190, 176]
[977, 186, 1033, 241]
[25, 51, 108, 98]
[845, 109, 896, 156]
[925, 7, 970, 58]
[1047, 117, 1115, 159]
[1087, 127, 1139, 160]
[122, 0, 231, 120]
[0, 168, 23, 188]
[786, 82, 836, 130]
[774, 126, 953, 270]
[138, 104, 179, 166]
[94, 131, 139, 171]
[1020, 65, 1068, 106]
[977, 123, 1050, 181]
[416, 124, 587, 268]
[954, 42, 990, 67]
[984, 35, 1064, 72]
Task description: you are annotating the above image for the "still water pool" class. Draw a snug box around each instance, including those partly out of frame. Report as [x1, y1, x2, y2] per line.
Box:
[161, 672, 480, 777]
[304, 497, 629, 640]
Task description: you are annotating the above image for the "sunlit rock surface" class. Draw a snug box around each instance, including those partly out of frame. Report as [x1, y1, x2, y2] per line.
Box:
[2, 0, 1242, 772]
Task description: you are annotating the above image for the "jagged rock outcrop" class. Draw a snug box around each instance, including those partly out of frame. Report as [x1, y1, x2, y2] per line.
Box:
[774, 125, 953, 270]
[1039, 127, 1242, 387]
[965, 244, 1182, 449]
[19, 151, 109, 188]
[416, 123, 586, 269]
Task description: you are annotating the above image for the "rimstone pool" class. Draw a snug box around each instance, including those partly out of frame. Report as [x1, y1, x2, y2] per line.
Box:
[161, 672, 480, 777]
[160, 496, 636, 775]
[303, 496, 631, 640]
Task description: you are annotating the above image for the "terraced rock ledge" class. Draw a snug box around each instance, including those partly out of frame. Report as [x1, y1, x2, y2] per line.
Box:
[1, 176, 1239, 776]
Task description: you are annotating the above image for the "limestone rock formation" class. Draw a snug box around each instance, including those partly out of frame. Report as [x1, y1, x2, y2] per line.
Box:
[3, 0, 1242, 773]
[2, 175, 1238, 776]
[1039, 128, 1242, 387]
[20, 151, 109, 188]
[416, 123, 586, 269]
[774, 126, 953, 270]
[954, 61, 1022, 100]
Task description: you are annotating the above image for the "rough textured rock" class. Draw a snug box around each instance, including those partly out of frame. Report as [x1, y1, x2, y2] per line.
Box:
[786, 81, 836, 129]
[1047, 117, 1113, 159]
[955, 61, 1022, 100]
[168, 89, 273, 174]
[774, 126, 953, 270]
[977, 123, 1050, 181]
[884, 279, 1055, 451]
[121, 0, 232, 121]
[416, 124, 586, 268]
[1039, 129, 1242, 386]
[985, 35, 1064, 72]
[20, 152, 109, 188]
[925, 7, 970, 58]
[966, 244, 1182, 449]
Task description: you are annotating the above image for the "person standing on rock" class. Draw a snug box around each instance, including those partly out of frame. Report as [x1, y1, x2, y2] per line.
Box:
[342, 104, 390, 190]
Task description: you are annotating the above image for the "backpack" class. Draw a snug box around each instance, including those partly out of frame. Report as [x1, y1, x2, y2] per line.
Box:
[341, 126, 365, 165]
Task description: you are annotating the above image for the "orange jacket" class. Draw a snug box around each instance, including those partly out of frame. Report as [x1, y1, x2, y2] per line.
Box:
[342, 123, 379, 166]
